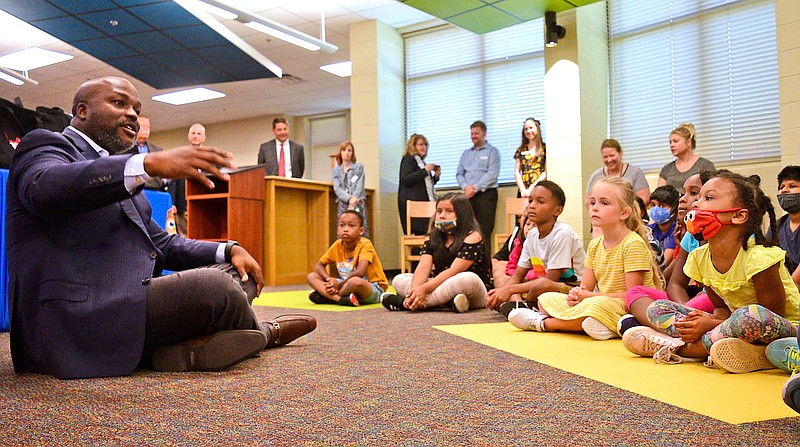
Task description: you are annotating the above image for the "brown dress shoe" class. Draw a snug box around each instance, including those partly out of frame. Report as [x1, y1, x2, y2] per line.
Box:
[261, 314, 317, 348]
[152, 330, 267, 372]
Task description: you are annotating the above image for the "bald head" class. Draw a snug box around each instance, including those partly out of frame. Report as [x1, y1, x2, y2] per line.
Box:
[187, 123, 206, 146]
[69, 76, 142, 155]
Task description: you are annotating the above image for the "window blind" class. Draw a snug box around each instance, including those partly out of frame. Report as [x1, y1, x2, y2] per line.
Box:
[609, 0, 780, 171]
[405, 21, 546, 188]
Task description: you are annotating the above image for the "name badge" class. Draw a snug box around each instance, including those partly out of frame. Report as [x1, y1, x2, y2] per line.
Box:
[480, 156, 488, 160]
[350, 175, 359, 182]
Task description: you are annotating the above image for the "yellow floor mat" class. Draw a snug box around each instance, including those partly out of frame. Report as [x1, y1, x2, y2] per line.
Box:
[435, 322, 796, 424]
[253, 289, 383, 312]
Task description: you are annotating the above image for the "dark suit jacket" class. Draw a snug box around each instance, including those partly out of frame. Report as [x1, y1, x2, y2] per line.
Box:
[6, 128, 219, 379]
[257, 139, 304, 178]
[137, 142, 166, 190]
[398, 154, 438, 235]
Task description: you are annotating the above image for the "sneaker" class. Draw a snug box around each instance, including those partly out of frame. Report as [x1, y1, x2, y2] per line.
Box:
[617, 313, 642, 336]
[452, 293, 469, 313]
[653, 344, 704, 364]
[308, 290, 327, 304]
[498, 301, 534, 318]
[581, 317, 618, 341]
[765, 337, 800, 373]
[381, 292, 408, 311]
[508, 308, 547, 332]
[782, 371, 800, 414]
[622, 326, 684, 357]
[708, 338, 776, 373]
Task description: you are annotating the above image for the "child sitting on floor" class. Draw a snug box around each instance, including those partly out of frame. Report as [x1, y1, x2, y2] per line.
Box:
[648, 185, 680, 269]
[623, 172, 800, 373]
[486, 181, 585, 317]
[381, 193, 491, 313]
[620, 171, 717, 335]
[509, 177, 662, 340]
[306, 210, 388, 306]
[491, 212, 539, 301]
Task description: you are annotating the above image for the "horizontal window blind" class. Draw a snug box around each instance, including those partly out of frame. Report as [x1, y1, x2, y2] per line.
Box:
[609, 0, 780, 171]
[405, 21, 545, 188]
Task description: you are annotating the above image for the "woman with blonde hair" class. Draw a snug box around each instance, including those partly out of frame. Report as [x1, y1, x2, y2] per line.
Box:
[398, 133, 440, 235]
[657, 123, 715, 190]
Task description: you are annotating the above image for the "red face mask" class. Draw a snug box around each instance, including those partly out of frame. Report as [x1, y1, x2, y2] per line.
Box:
[684, 208, 742, 241]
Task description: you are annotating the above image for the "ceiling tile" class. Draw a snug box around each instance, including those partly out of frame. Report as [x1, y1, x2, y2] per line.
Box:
[0, 0, 65, 21]
[34, 15, 106, 41]
[447, 7, 520, 34]
[128, 2, 203, 29]
[402, 0, 485, 18]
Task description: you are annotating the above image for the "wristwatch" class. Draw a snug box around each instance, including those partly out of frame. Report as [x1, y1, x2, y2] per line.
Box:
[224, 240, 240, 263]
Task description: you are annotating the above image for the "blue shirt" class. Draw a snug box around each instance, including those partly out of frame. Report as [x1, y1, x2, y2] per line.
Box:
[456, 142, 500, 192]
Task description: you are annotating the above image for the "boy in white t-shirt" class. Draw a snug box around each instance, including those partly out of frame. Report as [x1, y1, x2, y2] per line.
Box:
[486, 181, 586, 317]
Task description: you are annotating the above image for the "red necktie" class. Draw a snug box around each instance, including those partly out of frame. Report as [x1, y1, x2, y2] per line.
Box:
[278, 142, 286, 177]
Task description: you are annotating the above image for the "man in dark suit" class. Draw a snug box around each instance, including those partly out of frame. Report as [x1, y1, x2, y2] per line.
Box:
[133, 115, 166, 190]
[257, 117, 304, 178]
[6, 76, 316, 379]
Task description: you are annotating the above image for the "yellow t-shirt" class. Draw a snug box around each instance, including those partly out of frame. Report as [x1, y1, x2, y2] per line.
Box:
[684, 240, 800, 324]
[320, 237, 389, 291]
[585, 231, 655, 294]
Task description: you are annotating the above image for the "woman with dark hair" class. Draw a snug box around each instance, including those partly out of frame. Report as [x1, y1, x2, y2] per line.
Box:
[585, 138, 650, 208]
[514, 118, 546, 198]
[332, 141, 368, 236]
[398, 133, 440, 235]
[381, 193, 491, 313]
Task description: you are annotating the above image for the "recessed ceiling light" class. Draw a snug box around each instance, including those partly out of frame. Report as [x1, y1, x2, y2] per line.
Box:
[320, 61, 352, 78]
[152, 87, 226, 105]
[0, 47, 73, 71]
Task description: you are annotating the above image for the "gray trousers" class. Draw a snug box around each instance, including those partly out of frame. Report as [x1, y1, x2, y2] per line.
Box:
[142, 263, 259, 362]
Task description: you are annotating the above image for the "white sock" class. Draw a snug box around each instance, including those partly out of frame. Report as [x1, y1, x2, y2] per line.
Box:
[508, 308, 547, 331]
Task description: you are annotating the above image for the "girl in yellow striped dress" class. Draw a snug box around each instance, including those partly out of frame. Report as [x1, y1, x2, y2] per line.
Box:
[509, 177, 663, 340]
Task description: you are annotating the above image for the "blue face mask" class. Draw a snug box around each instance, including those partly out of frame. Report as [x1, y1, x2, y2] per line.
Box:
[434, 218, 457, 233]
[649, 206, 672, 225]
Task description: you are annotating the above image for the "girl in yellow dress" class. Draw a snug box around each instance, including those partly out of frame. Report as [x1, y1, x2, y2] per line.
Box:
[509, 177, 662, 340]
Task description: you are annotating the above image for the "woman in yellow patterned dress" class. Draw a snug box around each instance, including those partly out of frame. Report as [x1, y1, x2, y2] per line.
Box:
[514, 118, 546, 198]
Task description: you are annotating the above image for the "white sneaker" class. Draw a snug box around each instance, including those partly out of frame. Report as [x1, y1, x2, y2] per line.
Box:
[622, 326, 684, 357]
[452, 294, 469, 313]
[508, 308, 547, 331]
[581, 317, 618, 340]
[709, 338, 776, 373]
[653, 345, 704, 364]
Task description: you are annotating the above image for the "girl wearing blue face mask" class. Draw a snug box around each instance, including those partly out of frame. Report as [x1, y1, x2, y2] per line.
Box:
[382, 193, 491, 313]
[648, 185, 681, 269]
[623, 172, 799, 373]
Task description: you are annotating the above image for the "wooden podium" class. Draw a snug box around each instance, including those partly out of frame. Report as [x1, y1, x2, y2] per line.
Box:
[186, 166, 265, 264]
[263, 176, 331, 286]
[187, 172, 374, 287]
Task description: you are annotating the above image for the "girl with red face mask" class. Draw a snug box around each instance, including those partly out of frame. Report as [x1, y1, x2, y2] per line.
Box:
[622, 172, 800, 373]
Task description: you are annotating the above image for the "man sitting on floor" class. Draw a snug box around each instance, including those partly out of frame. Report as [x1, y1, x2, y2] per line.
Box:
[6, 76, 316, 379]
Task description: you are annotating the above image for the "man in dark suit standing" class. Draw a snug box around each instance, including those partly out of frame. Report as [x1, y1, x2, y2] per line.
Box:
[6, 76, 316, 379]
[133, 115, 166, 190]
[257, 117, 304, 178]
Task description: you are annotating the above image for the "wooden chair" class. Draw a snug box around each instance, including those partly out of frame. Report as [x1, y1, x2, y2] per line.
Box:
[493, 197, 530, 253]
[400, 200, 436, 273]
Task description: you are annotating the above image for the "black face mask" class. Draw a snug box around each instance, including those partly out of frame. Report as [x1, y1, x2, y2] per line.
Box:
[778, 193, 800, 214]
